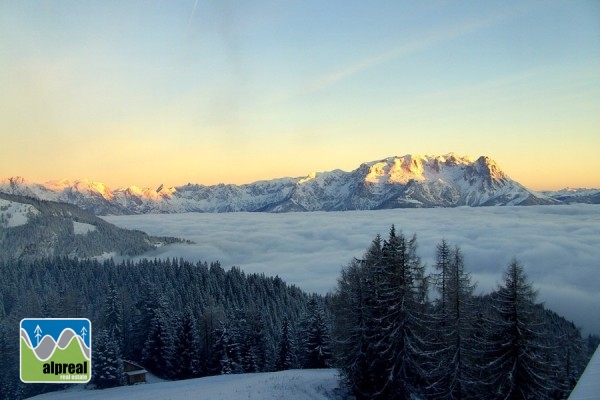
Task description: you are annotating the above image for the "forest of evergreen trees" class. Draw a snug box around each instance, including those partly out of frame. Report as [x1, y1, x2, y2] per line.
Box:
[331, 226, 597, 400]
[0, 257, 332, 399]
[0, 225, 597, 399]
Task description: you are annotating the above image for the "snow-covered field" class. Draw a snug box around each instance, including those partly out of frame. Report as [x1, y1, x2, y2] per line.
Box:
[104, 205, 600, 335]
[29, 369, 344, 400]
[73, 221, 97, 235]
[0, 198, 39, 227]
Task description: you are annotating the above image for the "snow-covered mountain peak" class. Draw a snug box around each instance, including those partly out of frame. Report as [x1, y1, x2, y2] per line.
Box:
[124, 185, 174, 200]
[472, 156, 508, 183]
[1, 176, 28, 187]
[363, 153, 479, 185]
[298, 172, 317, 184]
[0, 153, 560, 214]
[45, 178, 115, 200]
[364, 155, 424, 185]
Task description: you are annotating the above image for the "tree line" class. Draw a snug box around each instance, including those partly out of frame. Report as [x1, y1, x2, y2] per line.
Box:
[332, 226, 597, 400]
[0, 257, 332, 399]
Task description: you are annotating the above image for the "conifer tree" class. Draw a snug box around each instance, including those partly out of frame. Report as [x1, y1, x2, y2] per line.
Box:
[300, 297, 332, 368]
[129, 280, 158, 361]
[376, 226, 429, 399]
[433, 239, 452, 319]
[210, 323, 241, 375]
[333, 228, 430, 400]
[142, 295, 175, 378]
[92, 329, 124, 389]
[174, 307, 201, 379]
[236, 309, 267, 373]
[484, 259, 552, 399]
[332, 257, 377, 399]
[276, 317, 296, 371]
[103, 281, 123, 351]
[428, 244, 477, 400]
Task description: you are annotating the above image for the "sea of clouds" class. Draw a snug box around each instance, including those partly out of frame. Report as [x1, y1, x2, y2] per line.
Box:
[104, 205, 600, 335]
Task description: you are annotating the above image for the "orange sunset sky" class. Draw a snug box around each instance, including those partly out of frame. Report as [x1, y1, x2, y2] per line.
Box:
[1, 1, 599, 191]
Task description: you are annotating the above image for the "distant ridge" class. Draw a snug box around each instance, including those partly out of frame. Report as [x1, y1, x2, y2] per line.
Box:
[1, 154, 562, 215]
[0, 192, 184, 261]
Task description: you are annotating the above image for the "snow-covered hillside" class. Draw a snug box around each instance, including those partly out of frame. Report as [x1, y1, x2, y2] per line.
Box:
[0, 154, 556, 215]
[29, 369, 345, 400]
[0, 193, 181, 262]
[0, 198, 39, 227]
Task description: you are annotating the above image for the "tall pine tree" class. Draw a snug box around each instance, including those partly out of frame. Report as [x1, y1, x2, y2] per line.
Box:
[484, 259, 552, 399]
[102, 281, 123, 352]
[276, 317, 296, 371]
[333, 227, 430, 400]
[300, 297, 332, 368]
[142, 295, 175, 378]
[428, 244, 477, 400]
[174, 307, 201, 379]
[92, 329, 124, 389]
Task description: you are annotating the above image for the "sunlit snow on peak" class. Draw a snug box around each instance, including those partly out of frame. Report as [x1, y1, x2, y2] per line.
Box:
[298, 172, 317, 184]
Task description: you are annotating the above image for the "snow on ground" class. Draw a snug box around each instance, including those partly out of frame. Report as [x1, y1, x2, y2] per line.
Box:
[568, 345, 600, 399]
[73, 221, 97, 235]
[0, 198, 39, 227]
[28, 369, 345, 400]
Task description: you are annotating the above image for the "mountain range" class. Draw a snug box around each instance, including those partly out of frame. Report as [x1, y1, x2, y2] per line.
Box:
[1, 153, 589, 216]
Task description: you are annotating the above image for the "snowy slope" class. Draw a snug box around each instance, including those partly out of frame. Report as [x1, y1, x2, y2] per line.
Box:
[0, 198, 39, 227]
[28, 369, 344, 400]
[0, 193, 180, 262]
[1, 154, 556, 215]
[568, 345, 600, 400]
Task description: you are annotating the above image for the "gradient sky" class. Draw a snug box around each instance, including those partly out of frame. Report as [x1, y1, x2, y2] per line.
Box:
[1, 1, 599, 190]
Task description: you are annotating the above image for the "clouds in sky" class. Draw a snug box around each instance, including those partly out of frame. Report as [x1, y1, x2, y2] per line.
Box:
[104, 205, 600, 335]
[304, 6, 522, 96]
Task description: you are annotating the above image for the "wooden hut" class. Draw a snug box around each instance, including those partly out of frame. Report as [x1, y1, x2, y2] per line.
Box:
[122, 360, 147, 385]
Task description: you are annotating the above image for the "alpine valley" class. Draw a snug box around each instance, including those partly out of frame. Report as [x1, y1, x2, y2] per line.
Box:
[1, 153, 586, 216]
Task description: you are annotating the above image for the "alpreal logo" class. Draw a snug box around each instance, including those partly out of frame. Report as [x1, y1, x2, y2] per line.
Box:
[20, 318, 91, 383]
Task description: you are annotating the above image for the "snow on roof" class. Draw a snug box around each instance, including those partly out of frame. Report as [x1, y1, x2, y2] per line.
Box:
[124, 370, 147, 376]
[569, 345, 600, 399]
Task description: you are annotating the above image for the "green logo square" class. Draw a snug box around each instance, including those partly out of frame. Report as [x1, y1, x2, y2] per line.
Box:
[20, 318, 92, 383]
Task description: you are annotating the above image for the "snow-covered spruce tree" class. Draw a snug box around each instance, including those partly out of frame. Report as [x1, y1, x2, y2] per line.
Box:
[276, 316, 296, 371]
[235, 309, 268, 373]
[484, 259, 552, 399]
[92, 329, 124, 389]
[129, 279, 159, 361]
[433, 239, 453, 320]
[102, 281, 123, 352]
[210, 323, 242, 375]
[333, 228, 430, 400]
[428, 244, 478, 400]
[142, 295, 175, 378]
[300, 296, 333, 369]
[332, 255, 378, 399]
[375, 226, 430, 399]
[174, 307, 201, 379]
